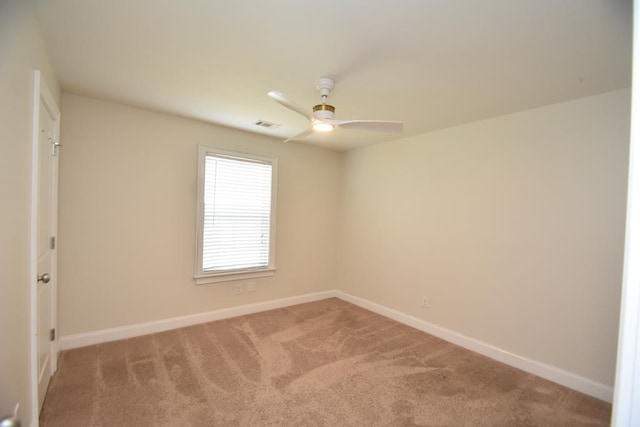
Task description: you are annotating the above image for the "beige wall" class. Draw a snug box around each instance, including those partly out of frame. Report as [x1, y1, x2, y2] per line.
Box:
[0, 0, 61, 424]
[58, 94, 342, 335]
[59, 89, 629, 389]
[339, 89, 630, 386]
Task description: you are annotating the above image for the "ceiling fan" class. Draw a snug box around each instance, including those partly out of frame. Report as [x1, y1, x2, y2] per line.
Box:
[267, 77, 403, 143]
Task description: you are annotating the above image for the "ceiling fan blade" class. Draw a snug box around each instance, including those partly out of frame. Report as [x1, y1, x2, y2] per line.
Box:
[283, 127, 314, 143]
[333, 120, 403, 133]
[267, 90, 314, 121]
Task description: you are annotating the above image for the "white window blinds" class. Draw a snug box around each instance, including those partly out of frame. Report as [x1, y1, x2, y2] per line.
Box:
[202, 153, 273, 273]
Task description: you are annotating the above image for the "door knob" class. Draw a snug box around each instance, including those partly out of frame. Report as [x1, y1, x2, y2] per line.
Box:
[37, 273, 50, 284]
[0, 415, 21, 427]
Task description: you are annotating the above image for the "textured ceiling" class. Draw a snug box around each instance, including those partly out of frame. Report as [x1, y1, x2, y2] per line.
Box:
[34, 0, 632, 151]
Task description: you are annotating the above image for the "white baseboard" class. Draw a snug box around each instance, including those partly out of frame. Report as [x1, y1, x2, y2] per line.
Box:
[59, 289, 612, 402]
[59, 290, 336, 351]
[334, 290, 613, 403]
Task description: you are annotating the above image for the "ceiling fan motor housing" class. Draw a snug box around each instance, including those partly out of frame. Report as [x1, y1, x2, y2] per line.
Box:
[313, 103, 335, 120]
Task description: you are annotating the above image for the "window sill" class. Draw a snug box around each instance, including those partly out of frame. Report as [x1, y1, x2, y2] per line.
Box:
[194, 268, 276, 285]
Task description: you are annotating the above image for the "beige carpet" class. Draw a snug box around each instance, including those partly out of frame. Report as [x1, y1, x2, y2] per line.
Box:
[41, 298, 611, 426]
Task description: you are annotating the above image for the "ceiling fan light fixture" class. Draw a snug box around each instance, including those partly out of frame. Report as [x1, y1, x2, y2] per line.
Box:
[312, 122, 334, 132]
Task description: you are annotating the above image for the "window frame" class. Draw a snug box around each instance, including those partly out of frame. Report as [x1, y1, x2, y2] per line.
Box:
[194, 144, 277, 285]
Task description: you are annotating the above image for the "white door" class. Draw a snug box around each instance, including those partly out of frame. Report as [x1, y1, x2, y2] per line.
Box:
[31, 72, 60, 415]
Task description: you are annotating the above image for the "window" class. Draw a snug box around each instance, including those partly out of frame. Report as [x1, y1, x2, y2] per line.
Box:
[195, 145, 277, 284]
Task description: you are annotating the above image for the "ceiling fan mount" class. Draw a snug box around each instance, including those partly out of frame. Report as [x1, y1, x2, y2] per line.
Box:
[267, 77, 403, 143]
[315, 77, 335, 97]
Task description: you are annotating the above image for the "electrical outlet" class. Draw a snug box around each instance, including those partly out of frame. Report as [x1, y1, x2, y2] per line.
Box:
[235, 283, 244, 295]
[421, 296, 429, 309]
[246, 281, 256, 292]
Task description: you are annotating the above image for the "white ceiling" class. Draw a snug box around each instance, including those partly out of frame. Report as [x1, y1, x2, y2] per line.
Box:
[33, 0, 632, 151]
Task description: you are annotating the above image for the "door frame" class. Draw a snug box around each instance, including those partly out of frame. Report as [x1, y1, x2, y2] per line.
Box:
[30, 70, 60, 421]
[611, 0, 640, 424]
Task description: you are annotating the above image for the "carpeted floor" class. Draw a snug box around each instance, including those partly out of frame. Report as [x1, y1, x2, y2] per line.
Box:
[40, 298, 611, 426]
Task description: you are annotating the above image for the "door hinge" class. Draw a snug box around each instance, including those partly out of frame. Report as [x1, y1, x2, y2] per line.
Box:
[49, 328, 56, 341]
[51, 141, 62, 157]
[50, 236, 56, 250]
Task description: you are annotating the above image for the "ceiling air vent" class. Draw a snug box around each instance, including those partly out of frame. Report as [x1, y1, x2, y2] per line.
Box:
[254, 120, 281, 129]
